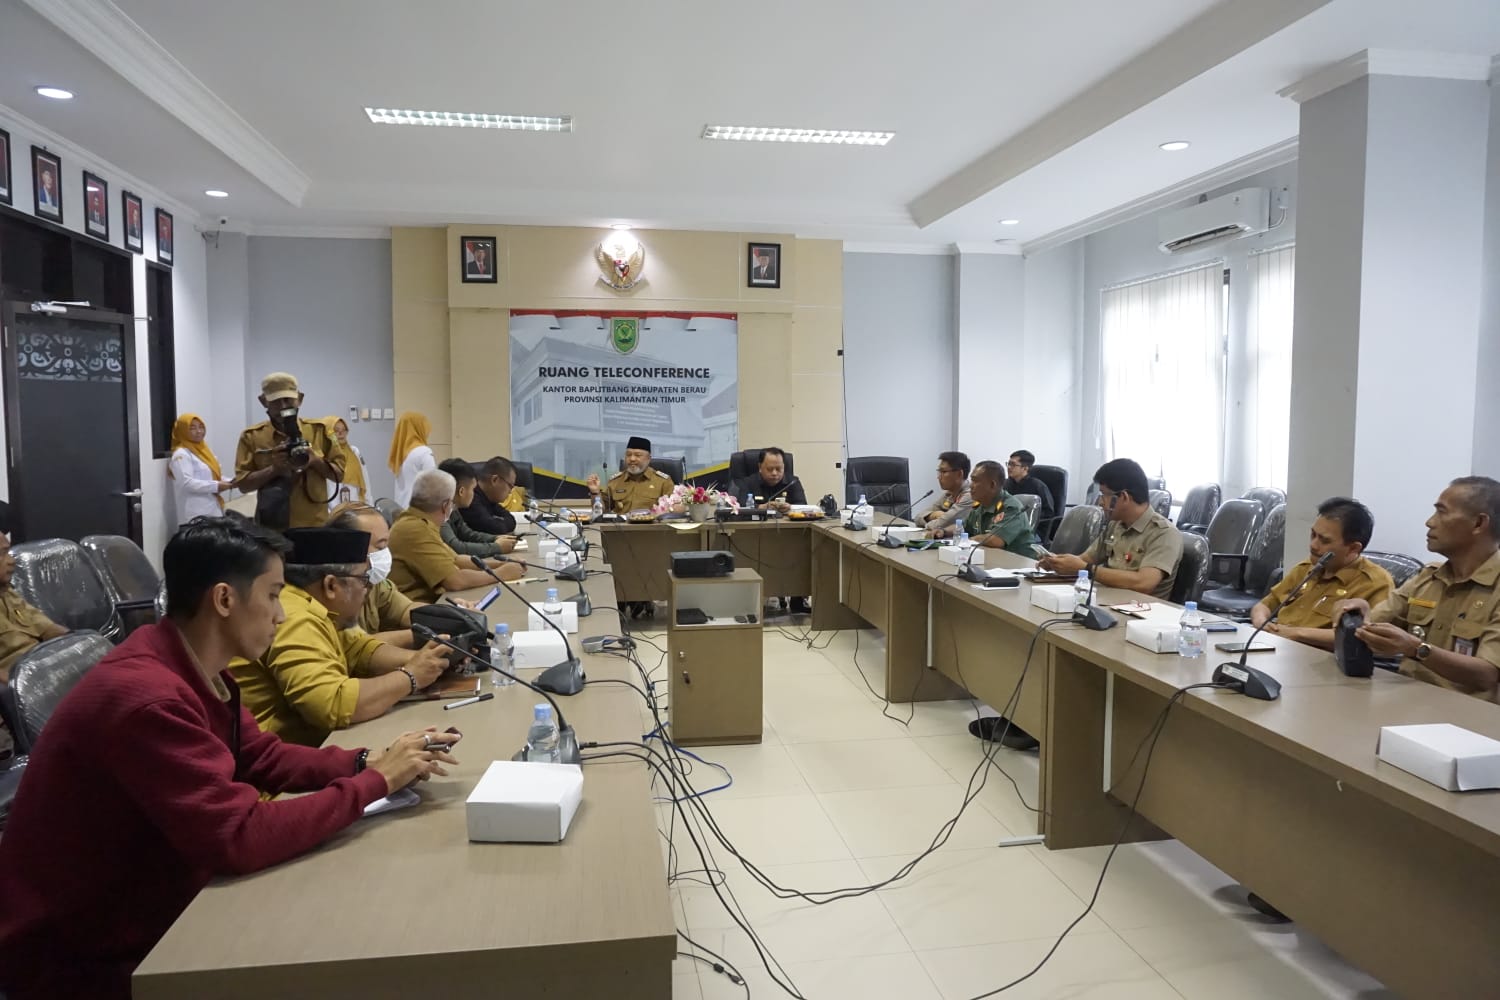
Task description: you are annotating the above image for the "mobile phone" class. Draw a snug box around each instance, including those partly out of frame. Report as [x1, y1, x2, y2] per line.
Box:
[1214, 641, 1274, 653]
[1203, 621, 1238, 633]
[476, 587, 500, 611]
[1031, 545, 1053, 559]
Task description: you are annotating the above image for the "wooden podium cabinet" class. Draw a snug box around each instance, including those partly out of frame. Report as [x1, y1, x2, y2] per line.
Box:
[667, 567, 764, 746]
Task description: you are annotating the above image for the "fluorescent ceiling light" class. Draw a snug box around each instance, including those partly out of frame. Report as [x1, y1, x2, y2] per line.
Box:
[999, 218, 1020, 226]
[1159, 140, 1191, 152]
[364, 108, 572, 131]
[701, 125, 893, 146]
[35, 86, 73, 100]
[610, 223, 632, 231]
[205, 189, 229, 198]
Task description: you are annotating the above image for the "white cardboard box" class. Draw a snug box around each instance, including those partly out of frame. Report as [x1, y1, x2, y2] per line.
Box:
[466, 760, 584, 843]
[511, 630, 570, 669]
[1376, 723, 1500, 791]
[528, 601, 579, 634]
[938, 545, 983, 568]
[1126, 618, 1180, 653]
[1030, 584, 1076, 614]
[540, 520, 579, 541]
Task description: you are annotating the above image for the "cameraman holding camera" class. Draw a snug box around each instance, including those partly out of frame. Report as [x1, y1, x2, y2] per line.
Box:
[236, 372, 346, 530]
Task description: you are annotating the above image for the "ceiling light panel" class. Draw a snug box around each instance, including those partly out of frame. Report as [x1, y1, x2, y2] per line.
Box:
[364, 108, 572, 131]
[701, 125, 893, 145]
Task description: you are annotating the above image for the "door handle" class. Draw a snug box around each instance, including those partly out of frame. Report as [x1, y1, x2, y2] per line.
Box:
[115, 489, 143, 499]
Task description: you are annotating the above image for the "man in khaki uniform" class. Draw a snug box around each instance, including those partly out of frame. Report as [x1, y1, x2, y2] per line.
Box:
[1339, 476, 1500, 702]
[921, 451, 974, 534]
[1039, 458, 1181, 599]
[587, 436, 675, 514]
[1251, 497, 1393, 651]
[0, 535, 67, 683]
[388, 470, 522, 604]
[235, 372, 345, 530]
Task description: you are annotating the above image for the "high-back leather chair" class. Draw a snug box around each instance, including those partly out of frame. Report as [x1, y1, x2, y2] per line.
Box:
[374, 498, 401, 525]
[844, 456, 911, 516]
[1051, 505, 1105, 556]
[619, 457, 686, 486]
[9, 539, 119, 638]
[1148, 476, 1167, 493]
[1200, 504, 1287, 618]
[1363, 551, 1425, 589]
[1240, 487, 1287, 535]
[1177, 484, 1221, 534]
[1029, 465, 1069, 542]
[1014, 493, 1041, 532]
[2, 632, 112, 753]
[1171, 531, 1211, 605]
[729, 449, 794, 486]
[1149, 490, 1173, 519]
[79, 535, 161, 638]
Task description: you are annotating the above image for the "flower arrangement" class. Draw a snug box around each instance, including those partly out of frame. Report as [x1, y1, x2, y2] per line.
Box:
[653, 484, 740, 514]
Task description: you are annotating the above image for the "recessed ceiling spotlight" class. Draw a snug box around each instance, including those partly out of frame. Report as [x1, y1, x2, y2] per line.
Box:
[205, 189, 229, 198]
[35, 86, 73, 100]
[999, 219, 1021, 226]
[1159, 140, 1191, 152]
[364, 108, 572, 131]
[701, 125, 894, 145]
[610, 223, 632, 231]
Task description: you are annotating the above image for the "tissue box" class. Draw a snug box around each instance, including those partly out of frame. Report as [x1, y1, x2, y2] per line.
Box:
[511, 630, 569, 669]
[1126, 618, 1181, 653]
[544, 521, 579, 541]
[466, 760, 584, 843]
[877, 525, 924, 545]
[528, 602, 579, 634]
[1376, 723, 1500, 791]
[939, 545, 983, 567]
[1030, 585, 1076, 614]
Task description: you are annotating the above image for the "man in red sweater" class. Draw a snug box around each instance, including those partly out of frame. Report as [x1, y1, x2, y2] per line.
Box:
[0, 518, 461, 999]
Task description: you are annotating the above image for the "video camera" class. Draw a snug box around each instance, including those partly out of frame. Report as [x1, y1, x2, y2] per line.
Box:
[270, 401, 312, 470]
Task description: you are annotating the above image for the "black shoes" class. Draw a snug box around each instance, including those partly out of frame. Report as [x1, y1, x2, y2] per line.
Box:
[968, 716, 1040, 752]
[790, 597, 811, 615]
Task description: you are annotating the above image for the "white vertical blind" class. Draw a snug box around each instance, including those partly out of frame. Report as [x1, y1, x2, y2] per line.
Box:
[1246, 245, 1295, 490]
[1100, 261, 1225, 493]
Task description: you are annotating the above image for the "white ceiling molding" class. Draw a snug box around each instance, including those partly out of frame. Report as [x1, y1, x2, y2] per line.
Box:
[841, 242, 953, 256]
[20, 0, 310, 206]
[0, 101, 200, 224]
[1022, 137, 1298, 255]
[907, 0, 1333, 228]
[1279, 48, 1495, 103]
[951, 242, 1023, 256]
[247, 224, 393, 240]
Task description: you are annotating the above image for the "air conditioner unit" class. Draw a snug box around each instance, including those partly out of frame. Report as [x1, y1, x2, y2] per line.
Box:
[1157, 187, 1270, 254]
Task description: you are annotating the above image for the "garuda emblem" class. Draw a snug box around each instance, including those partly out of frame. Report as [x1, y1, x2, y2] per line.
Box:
[595, 234, 645, 291]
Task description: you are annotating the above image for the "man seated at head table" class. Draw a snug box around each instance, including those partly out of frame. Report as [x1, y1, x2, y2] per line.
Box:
[230, 526, 452, 747]
[0, 518, 458, 999]
[920, 451, 975, 534]
[587, 435, 676, 514]
[736, 447, 806, 512]
[1337, 476, 1500, 703]
[462, 456, 523, 537]
[1038, 458, 1182, 599]
[438, 458, 517, 559]
[1250, 496, 1393, 651]
[926, 459, 1041, 557]
[389, 469, 524, 606]
[325, 502, 478, 649]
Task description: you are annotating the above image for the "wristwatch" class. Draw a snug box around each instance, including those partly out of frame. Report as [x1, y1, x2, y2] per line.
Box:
[355, 749, 369, 773]
[1414, 641, 1432, 662]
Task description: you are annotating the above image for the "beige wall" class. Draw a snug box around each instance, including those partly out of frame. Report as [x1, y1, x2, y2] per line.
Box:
[390, 225, 844, 500]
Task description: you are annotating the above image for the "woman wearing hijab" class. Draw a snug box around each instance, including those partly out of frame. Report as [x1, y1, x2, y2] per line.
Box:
[168, 414, 234, 525]
[388, 412, 435, 509]
[326, 416, 370, 509]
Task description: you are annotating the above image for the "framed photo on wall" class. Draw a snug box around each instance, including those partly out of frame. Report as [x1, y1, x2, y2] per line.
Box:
[747, 242, 780, 289]
[83, 171, 109, 241]
[0, 129, 11, 207]
[122, 191, 144, 253]
[461, 235, 497, 283]
[32, 146, 62, 223]
[156, 208, 174, 266]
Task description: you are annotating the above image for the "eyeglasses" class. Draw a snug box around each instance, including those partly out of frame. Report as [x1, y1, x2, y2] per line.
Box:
[936, 467, 956, 475]
[334, 571, 374, 590]
[1006, 460, 1024, 468]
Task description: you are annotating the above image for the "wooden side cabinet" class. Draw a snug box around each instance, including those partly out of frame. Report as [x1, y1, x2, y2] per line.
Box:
[667, 567, 764, 746]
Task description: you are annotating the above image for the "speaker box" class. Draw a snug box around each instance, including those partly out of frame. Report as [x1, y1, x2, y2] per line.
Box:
[670, 550, 735, 578]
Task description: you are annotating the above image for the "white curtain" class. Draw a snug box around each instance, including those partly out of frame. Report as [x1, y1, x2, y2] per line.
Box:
[1100, 261, 1225, 493]
[1246, 245, 1295, 490]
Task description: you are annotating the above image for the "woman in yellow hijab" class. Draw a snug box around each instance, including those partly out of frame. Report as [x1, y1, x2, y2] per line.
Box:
[388, 411, 434, 508]
[324, 416, 370, 509]
[168, 414, 233, 526]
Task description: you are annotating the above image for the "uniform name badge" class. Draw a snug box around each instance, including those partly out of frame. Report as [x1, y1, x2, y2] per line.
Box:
[1454, 637, 1477, 657]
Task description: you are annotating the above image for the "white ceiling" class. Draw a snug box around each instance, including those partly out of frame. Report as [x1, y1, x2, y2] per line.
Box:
[2, 0, 1498, 248]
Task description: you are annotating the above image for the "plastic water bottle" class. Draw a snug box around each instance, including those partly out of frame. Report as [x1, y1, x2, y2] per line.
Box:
[1074, 571, 1091, 616]
[957, 529, 971, 549]
[543, 587, 562, 615]
[1178, 601, 1207, 659]
[526, 703, 560, 763]
[591, 492, 604, 520]
[490, 623, 515, 687]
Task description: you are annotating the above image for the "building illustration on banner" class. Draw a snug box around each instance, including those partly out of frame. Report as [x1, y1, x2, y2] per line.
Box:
[509, 312, 737, 482]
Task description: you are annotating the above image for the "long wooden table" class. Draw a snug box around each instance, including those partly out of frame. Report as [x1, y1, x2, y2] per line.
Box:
[134, 559, 676, 1000]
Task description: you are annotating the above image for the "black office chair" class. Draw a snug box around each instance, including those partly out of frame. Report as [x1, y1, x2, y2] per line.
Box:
[1051, 505, 1105, 556]
[1364, 551, 1426, 588]
[1029, 464, 1069, 542]
[619, 457, 686, 485]
[1240, 487, 1287, 535]
[374, 498, 401, 525]
[1014, 494, 1041, 533]
[1197, 497, 1262, 586]
[1148, 476, 1167, 493]
[1149, 490, 1173, 519]
[1, 632, 112, 753]
[0, 756, 24, 832]
[1176, 484, 1221, 534]
[1084, 482, 1101, 507]
[845, 456, 910, 516]
[1171, 531, 1211, 606]
[510, 460, 536, 494]
[1200, 504, 1286, 619]
[9, 540, 123, 641]
[79, 535, 161, 638]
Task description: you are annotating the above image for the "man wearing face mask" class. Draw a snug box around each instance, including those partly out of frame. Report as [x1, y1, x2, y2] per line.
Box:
[388, 470, 524, 604]
[230, 527, 451, 747]
[235, 372, 345, 530]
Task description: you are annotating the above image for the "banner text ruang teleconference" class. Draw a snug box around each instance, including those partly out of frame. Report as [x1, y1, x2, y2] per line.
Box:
[538, 366, 713, 404]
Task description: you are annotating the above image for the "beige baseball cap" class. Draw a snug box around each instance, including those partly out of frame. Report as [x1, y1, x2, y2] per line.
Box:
[260, 372, 300, 402]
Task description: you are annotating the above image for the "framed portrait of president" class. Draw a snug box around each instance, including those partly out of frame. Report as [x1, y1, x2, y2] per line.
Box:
[747, 241, 780, 289]
[461, 235, 498, 284]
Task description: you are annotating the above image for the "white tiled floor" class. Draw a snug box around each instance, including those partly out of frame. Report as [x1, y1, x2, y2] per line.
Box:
[628, 624, 1390, 1000]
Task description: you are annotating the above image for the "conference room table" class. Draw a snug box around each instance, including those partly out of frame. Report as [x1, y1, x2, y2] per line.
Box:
[133, 559, 676, 1000]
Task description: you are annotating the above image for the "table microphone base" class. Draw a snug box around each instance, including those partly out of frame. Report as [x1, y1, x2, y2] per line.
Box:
[875, 533, 904, 548]
[534, 658, 586, 695]
[564, 590, 592, 617]
[511, 726, 581, 765]
[1074, 606, 1119, 631]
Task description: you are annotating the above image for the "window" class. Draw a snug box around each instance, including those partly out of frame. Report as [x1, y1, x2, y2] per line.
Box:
[1246, 245, 1295, 490]
[1099, 261, 1226, 491]
[145, 262, 176, 456]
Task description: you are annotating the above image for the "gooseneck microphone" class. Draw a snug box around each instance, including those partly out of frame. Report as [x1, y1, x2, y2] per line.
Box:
[525, 521, 592, 617]
[413, 624, 582, 764]
[1211, 550, 1331, 701]
[843, 482, 900, 531]
[1075, 494, 1120, 631]
[468, 555, 584, 694]
[877, 489, 935, 548]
